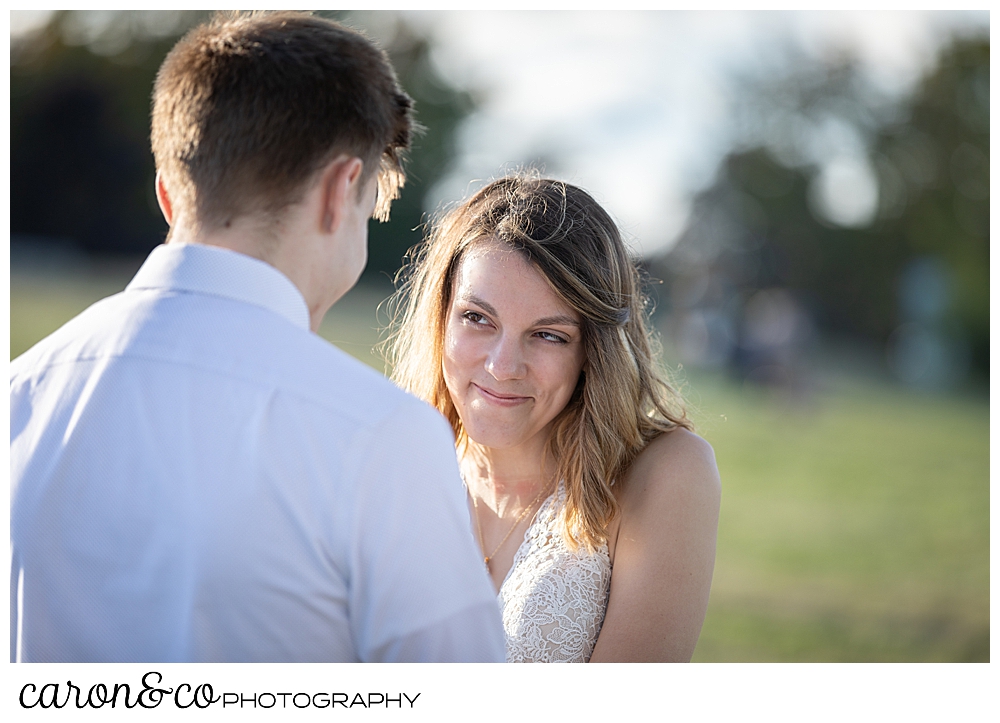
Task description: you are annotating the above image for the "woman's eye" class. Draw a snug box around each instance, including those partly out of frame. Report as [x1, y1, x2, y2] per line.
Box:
[462, 311, 489, 325]
[536, 331, 569, 344]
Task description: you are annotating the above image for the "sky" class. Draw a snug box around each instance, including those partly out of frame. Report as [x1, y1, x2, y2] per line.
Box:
[393, 10, 988, 257]
[10, 9, 990, 258]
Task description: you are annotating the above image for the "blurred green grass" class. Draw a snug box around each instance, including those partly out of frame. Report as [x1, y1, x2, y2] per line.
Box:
[685, 372, 988, 661]
[11, 266, 989, 662]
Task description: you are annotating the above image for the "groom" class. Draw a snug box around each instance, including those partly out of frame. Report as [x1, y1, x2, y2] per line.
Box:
[10, 12, 505, 662]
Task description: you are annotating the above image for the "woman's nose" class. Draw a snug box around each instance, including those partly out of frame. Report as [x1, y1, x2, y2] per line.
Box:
[485, 335, 527, 380]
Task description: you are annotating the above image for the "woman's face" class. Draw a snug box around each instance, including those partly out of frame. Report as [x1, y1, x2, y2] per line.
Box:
[443, 242, 586, 453]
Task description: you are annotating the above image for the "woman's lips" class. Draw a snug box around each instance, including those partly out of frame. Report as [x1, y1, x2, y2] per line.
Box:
[473, 383, 531, 406]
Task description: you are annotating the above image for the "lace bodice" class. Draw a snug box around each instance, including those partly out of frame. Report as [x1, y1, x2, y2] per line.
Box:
[498, 484, 612, 662]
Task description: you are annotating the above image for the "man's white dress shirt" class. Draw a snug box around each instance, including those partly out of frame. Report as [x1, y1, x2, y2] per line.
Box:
[10, 242, 505, 662]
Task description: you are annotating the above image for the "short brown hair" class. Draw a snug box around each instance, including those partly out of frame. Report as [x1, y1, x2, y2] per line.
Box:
[385, 174, 691, 550]
[151, 11, 413, 229]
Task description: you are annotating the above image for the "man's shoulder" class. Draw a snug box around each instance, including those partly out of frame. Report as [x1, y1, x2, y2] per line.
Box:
[10, 291, 127, 380]
[279, 330, 433, 429]
[10, 288, 434, 434]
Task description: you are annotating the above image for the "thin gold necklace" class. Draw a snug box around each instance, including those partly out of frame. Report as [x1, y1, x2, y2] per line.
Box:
[471, 481, 553, 571]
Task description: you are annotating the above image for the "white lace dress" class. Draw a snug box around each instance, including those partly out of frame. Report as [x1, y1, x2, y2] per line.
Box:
[497, 483, 612, 662]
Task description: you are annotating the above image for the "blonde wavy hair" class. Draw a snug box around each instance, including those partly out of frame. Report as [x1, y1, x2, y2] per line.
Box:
[384, 174, 691, 550]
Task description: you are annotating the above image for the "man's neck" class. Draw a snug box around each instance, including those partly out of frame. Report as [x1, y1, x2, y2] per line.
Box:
[162, 157, 371, 333]
[166, 220, 331, 333]
[168, 216, 278, 264]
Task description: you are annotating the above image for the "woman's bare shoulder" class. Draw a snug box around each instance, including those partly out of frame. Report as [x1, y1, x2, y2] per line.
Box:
[594, 428, 721, 661]
[619, 428, 721, 518]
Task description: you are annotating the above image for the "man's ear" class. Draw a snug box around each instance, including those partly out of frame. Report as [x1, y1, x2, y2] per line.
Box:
[319, 156, 364, 234]
[155, 172, 174, 226]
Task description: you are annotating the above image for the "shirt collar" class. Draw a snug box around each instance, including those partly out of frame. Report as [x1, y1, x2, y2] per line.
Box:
[126, 243, 311, 331]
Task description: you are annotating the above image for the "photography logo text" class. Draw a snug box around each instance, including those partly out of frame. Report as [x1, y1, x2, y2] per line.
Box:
[19, 671, 420, 711]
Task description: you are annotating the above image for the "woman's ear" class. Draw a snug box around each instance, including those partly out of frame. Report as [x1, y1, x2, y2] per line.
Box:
[155, 172, 174, 226]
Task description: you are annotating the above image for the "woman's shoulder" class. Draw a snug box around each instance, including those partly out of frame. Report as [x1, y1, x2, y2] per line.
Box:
[618, 427, 721, 519]
[640, 426, 716, 463]
[596, 427, 721, 661]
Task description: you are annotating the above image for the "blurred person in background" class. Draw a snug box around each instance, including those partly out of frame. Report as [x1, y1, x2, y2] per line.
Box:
[10, 11, 505, 663]
[733, 288, 815, 393]
[386, 174, 721, 662]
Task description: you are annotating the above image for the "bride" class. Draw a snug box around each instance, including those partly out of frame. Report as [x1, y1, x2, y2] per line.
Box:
[385, 175, 720, 662]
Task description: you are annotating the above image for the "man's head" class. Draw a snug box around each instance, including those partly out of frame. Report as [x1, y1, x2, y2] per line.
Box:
[151, 11, 413, 233]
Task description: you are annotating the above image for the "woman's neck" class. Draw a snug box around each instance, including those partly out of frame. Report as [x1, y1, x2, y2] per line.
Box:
[460, 440, 555, 517]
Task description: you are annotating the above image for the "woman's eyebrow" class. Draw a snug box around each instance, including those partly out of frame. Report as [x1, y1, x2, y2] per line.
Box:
[533, 314, 580, 327]
[461, 294, 579, 327]
[462, 295, 500, 318]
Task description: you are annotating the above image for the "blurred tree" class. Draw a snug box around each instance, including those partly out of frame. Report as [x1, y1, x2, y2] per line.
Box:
[10, 12, 201, 255]
[871, 38, 989, 374]
[655, 34, 988, 381]
[343, 15, 475, 282]
[10, 10, 474, 282]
